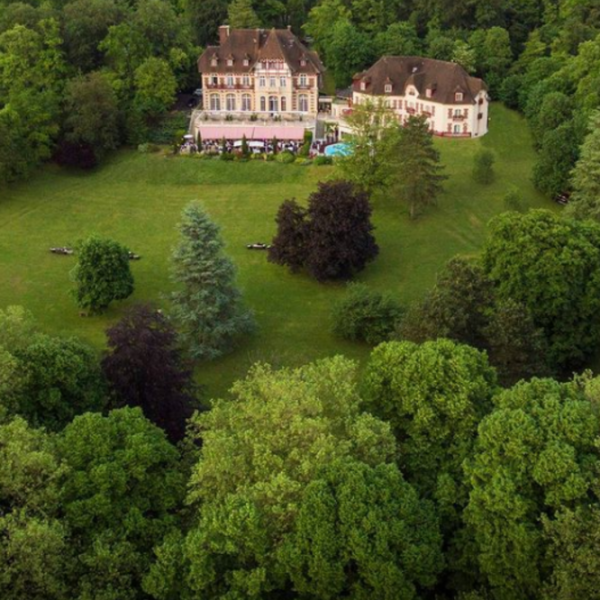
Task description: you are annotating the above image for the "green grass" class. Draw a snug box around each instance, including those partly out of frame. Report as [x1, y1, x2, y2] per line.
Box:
[0, 104, 554, 398]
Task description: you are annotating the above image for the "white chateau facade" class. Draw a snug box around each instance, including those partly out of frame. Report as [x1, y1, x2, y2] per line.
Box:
[334, 56, 490, 138]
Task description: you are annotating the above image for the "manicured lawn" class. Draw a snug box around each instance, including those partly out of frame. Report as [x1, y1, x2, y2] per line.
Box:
[0, 104, 554, 398]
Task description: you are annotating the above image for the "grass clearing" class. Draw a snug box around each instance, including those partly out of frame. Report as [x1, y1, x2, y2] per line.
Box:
[0, 104, 554, 397]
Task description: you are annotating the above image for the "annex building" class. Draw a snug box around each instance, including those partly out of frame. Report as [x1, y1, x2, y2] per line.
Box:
[193, 26, 325, 142]
[335, 56, 489, 138]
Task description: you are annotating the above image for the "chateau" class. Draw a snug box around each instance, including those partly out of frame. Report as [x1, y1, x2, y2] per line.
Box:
[338, 56, 489, 138]
[194, 26, 324, 141]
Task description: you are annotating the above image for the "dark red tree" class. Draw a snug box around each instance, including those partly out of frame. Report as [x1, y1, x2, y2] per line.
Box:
[102, 304, 199, 442]
[304, 180, 379, 281]
[268, 199, 308, 273]
[54, 140, 97, 169]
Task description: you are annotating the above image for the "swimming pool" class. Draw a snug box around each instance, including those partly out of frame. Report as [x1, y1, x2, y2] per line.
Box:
[324, 143, 353, 157]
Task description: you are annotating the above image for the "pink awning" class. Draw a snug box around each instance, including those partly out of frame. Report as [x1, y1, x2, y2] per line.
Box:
[197, 125, 306, 141]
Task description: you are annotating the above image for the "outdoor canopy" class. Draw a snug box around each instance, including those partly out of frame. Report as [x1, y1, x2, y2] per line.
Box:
[196, 125, 306, 140]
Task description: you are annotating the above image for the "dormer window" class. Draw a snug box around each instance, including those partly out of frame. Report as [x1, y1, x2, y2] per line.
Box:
[426, 88, 432, 98]
[360, 81, 366, 91]
[455, 92, 463, 102]
[301, 59, 306, 66]
[243, 58, 249, 66]
[211, 57, 218, 67]
[227, 58, 233, 67]
[384, 83, 392, 94]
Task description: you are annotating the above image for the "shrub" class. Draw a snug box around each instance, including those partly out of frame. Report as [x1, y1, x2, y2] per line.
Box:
[146, 112, 189, 145]
[220, 152, 235, 161]
[265, 154, 276, 162]
[294, 158, 312, 166]
[276, 151, 295, 164]
[503, 189, 525, 212]
[472, 149, 495, 184]
[138, 143, 161, 153]
[332, 283, 403, 344]
[314, 155, 333, 166]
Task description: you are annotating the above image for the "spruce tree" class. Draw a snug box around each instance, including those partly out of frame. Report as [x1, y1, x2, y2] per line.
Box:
[393, 115, 447, 219]
[170, 204, 255, 361]
[227, 0, 260, 28]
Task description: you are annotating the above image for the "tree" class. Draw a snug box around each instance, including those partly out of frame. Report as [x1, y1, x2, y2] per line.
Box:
[72, 235, 134, 314]
[57, 408, 185, 600]
[529, 91, 573, 149]
[304, 180, 379, 281]
[102, 304, 198, 442]
[63, 72, 120, 158]
[146, 357, 404, 598]
[393, 115, 447, 219]
[280, 460, 443, 600]
[566, 111, 600, 222]
[464, 378, 600, 599]
[336, 98, 398, 195]
[326, 19, 375, 88]
[482, 210, 600, 370]
[533, 122, 579, 197]
[472, 149, 495, 184]
[170, 203, 255, 361]
[332, 283, 403, 344]
[10, 334, 106, 431]
[0, 417, 68, 600]
[227, 0, 261, 28]
[483, 299, 550, 386]
[503, 188, 525, 212]
[452, 40, 476, 74]
[183, 0, 228, 46]
[481, 27, 512, 92]
[398, 257, 494, 349]
[267, 199, 308, 273]
[134, 57, 177, 117]
[375, 21, 422, 56]
[303, 0, 350, 59]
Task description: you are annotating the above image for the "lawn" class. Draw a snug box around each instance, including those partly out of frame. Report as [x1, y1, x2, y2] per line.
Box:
[0, 104, 554, 398]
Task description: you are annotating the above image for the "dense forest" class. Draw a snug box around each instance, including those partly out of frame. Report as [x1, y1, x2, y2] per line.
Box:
[3, 0, 600, 599]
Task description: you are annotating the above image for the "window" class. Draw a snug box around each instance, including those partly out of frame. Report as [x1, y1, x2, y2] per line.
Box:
[211, 58, 217, 67]
[269, 96, 279, 112]
[242, 75, 250, 87]
[270, 77, 276, 88]
[226, 75, 234, 87]
[299, 74, 307, 87]
[384, 84, 392, 93]
[243, 58, 249, 66]
[360, 82, 366, 91]
[210, 95, 220, 111]
[453, 124, 460, 134]
[227, 58, 233, 66]
[281, 97, 287, 111]
[259, 77, 266, 88]
[280, 76, 286, 88]
[211, 75, 218, 85]
[260, 96, 266, 111]
[426, 88, 432, 98]
[455, 92, 463, 102]
[454, 109, 462, 117]
[241, 94, 251, 111]
[226, 94, 236, 111]
[299, 94, 308, 113]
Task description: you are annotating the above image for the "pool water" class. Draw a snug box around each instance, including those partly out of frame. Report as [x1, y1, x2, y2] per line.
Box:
[324, 143, 353, 157]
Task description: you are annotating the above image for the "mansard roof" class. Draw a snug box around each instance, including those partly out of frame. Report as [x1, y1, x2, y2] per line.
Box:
[354, 56, 487, 104]
[198, 27, 324, 75]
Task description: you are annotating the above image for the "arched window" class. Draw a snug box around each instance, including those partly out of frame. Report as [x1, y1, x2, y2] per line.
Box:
[269, 96, 278, 112]
[210, 95, 221, 111]
[241, 94, 251, 111]
[226, 94, 236, 111]
[281, 97, 287, 112]
[299, 94, 308, 113]
[260, 96, 266, 112]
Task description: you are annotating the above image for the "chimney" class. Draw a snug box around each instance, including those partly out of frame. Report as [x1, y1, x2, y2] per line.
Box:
[219, 25, 230, 44]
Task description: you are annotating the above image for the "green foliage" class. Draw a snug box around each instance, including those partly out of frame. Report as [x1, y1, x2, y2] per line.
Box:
[482, 210, 600, 370]
[276, 149, 295, 164]
[326, 19, 374, 88]
[332, 283, 403, 344]
[566, 110, 600, 221]
[375, 21, 422, 56]
[170, 203, 255, 361]
[472, 149, 495, 184]
[134, 57, 177, 116]
[503, 188, 525, 212]
[57, 407, 185, 600]
[314, 155, 333, 166]
[148, 357, 399, 598]
[227, 0, 261, 28]
[464, 378, 600, 599]
[72, 235, 134, 314]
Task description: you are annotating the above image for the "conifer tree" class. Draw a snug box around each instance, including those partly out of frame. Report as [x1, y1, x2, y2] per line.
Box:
[170, 204, 254, 361]
[227, 0, 260, 29]
[393, 115, 447, 219]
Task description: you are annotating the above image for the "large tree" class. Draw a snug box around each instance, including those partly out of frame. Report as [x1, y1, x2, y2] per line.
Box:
[57, 408, 185, 600]
[170, 203, 254, 361]
[267, 199, 307, 273]
[304, 180, 379, 281]
[72, 235, 134, 314]
[227, 0, 261, 28]
[145, 357, 442, 599]
[482, 210, 600, 371]
[393, 115, 447, 219]
[464, 378, 600, 599]
[102, 304, 198, 442]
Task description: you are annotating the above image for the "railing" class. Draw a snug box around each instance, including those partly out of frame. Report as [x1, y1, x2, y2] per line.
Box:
[451, 114, 467, 121]
[205, 83, 253, 90]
